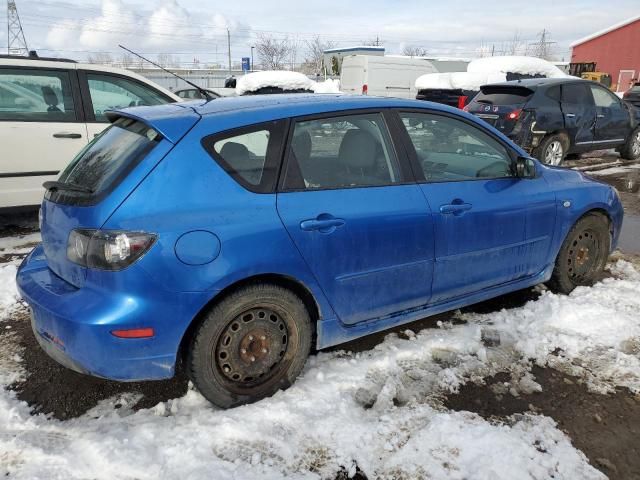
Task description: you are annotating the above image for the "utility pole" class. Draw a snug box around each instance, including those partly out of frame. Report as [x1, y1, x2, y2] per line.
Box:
[227, 29, 232, 74]
[251, 46, 255, 72]
[7, 0, 28, 56]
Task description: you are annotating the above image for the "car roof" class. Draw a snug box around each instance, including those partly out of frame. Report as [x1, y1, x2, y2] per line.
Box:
[483, 77, 586, 90]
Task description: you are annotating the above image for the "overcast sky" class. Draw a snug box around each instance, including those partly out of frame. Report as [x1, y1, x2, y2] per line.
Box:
[4, 0, 639, 65]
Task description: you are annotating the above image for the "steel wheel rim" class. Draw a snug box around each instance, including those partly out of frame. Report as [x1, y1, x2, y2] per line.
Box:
[215, 307, 289, 388]
[632, 131, 640, 156]
[544, 141, 564, 165]
[566, 228, 601, 283]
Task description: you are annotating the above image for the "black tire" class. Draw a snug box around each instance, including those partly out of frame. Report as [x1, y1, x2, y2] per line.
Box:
[546, 213, 610, 294]
[533, 133, 569, 166]
[188, 284, 312, 408]
[620, 127, 640, 160]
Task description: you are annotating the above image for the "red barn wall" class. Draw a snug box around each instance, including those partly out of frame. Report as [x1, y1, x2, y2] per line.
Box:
[571, 18, 640, 91]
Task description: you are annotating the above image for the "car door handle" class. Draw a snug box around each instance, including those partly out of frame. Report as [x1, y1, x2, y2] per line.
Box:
[440, 203, 472, 215]
[596, 114, 605, 118]
[565, 113, 576, 118]
[53, 132, 82, 139]
[300, 216, 345, 233]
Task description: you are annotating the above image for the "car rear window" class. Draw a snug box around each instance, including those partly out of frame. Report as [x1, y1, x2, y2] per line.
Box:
[474, 86, 533, 106]
[46, 117, 161, 205]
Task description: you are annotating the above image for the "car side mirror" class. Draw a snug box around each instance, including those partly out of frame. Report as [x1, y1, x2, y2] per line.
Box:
[516, 156, 536, 178]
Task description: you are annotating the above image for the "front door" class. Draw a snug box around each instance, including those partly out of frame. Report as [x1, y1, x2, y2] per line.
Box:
[395, 111, 557, 303]
[0, 67, 87, 208]
[560, 82, 596, 149]
[276, 112, 434, 325]
[589, 84, 631, 147]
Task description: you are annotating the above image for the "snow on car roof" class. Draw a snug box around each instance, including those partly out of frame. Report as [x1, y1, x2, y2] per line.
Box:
[236, 71, 316, 95]
[416, 71, 507, 91]
[467, 55, 568, 79]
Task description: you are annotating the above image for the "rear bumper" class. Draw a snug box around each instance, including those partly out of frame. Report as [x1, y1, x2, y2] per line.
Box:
[17, 245, 203, 381]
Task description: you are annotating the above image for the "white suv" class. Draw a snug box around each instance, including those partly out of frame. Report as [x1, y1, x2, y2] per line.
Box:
[0, 54, 180, 209]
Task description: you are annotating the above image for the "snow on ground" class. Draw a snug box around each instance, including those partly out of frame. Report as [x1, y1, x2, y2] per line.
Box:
[3, 259, 640, 478]
[236, 71, 316, 95]
[585, 163, 640, 176]
[415, 72, 506, 91]
[467, 55, 568, 79]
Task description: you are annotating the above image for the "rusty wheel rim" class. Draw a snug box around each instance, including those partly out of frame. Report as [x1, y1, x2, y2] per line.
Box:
[567, 228, 600, 283]
[215, 307, 289, 386]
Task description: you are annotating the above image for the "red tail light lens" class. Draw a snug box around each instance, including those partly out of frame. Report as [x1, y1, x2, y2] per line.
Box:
[68, 229, 156, 271]
[462, 104, 470, 112]
[362, 84, 368, 95]
[507, 109, 522, 120]
[457, 95, 468, 109]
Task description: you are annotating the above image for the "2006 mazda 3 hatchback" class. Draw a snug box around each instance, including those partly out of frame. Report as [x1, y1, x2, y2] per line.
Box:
[17, 94, 623, 408]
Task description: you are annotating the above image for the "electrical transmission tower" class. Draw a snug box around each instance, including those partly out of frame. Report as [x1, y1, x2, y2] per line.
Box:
[7, 0, 29, 56]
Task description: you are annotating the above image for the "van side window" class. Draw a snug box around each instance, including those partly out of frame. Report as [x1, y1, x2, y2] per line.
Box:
[0, 68, 76, 122]
[202, 120, 287, 193]
[399, 112, 514, 181]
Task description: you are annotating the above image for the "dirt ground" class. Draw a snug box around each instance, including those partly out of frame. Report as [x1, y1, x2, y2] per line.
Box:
[2, 152, 640, 479]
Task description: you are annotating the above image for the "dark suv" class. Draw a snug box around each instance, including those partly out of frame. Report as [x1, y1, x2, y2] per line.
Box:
[465, 78, 640, 165]
[623, 82, 640, 107]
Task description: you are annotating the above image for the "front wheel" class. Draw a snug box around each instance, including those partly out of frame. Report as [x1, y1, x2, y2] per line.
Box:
[533, 133, 569, 166]
[620, 127, 640, 160]
[546, 213, 610, 294]
[188, 284, 312, 408]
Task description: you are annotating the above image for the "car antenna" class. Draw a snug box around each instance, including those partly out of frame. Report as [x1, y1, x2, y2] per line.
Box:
[118, 44, 215, 101]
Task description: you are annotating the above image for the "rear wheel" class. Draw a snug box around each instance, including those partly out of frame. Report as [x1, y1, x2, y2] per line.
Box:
[533, 133, 569, 166]
[188, 284, 312, 408]
[547, 213, 610, 294]
[620, 127, 640, 160]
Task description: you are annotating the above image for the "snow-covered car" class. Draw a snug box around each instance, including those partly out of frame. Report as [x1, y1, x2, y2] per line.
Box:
[0, 53, 180, 210]
[175, 87, 237, 99]
[416, 56, 567, 109]
[236, 71, 341, 95]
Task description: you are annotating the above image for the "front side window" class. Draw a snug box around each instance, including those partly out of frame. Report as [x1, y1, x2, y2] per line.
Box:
[589, 85, 621, 108]
[86, 73, 169, 122]
[282, 113, 401, 190]
[0, 68, 76, 122]
[399, 112, 514, 181]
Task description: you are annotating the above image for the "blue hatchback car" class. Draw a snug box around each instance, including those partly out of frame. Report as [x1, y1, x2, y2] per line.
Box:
[17, 94, 623, 407]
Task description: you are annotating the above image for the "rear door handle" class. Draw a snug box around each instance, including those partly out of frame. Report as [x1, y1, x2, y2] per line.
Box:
[300, 215, 345, 233]
[565, 113, 576, 118]
[53, 132, 82, 139]
[440, 203, 472, 215]
[596, 114, 606, 118]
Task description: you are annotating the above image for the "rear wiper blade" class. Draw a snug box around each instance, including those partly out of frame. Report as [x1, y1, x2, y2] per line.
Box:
[43, 181, 94, 194]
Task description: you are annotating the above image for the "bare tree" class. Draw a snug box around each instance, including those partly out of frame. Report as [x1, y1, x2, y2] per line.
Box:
[363, 36, 383, 47]
[87, 52, 113, 65]
[255, 33, 291, 70]
[119, 53, 134, 69]
[156, 54, 181, 69]
[302, 36, 336, 74]
[402, 45, 428, 57]
[505, 31, 525, 56]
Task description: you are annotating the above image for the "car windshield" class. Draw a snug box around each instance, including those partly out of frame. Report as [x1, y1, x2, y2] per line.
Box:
[48, 117, 161, 205]
[474, 86, 534, 106]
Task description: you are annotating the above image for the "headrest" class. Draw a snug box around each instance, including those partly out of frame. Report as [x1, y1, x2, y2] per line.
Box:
[338, 129, 377, 169]
[41, 86, 59, 107]
[292, 130, 312, 163]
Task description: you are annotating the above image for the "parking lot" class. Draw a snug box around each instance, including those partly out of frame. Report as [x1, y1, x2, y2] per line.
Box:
[0, 151, 639, 479]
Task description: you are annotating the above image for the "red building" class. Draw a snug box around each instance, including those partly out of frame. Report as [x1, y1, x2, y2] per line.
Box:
[570, 14, 640, 92]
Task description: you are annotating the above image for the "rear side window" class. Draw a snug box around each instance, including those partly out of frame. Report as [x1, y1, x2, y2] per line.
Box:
[561, 83, 591, 104]
[474, 86, 533, 106]
[47, 117, 161, 205]
[546, 86, 561, 101]
[0, 68, 76, 122]
[281, 113, 401, 190]
[202, 120, 287, 193]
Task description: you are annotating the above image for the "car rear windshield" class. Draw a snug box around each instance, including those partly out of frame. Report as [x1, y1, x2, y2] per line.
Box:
[474, 86, 534, 106]
[45, 117, 161, 206]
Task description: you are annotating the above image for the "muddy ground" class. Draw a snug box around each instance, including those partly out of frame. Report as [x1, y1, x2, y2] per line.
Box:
[2, 151, 640, 479]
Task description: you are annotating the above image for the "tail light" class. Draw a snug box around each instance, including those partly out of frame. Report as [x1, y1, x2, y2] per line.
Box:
[362, 84, 368, 95]
[507, 109, 522, 120]
[462, 104, 470, 112]
[457, 95, 468, 109]
[67, 229, 156, 271]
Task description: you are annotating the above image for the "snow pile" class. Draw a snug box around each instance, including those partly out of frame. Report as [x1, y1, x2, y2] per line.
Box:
[236, 71, 315, 95]
[468, 55, 568, 79]
[313, 78, 341, 94]
[6, 258, 640, 477]
[416, 71, 507, 91]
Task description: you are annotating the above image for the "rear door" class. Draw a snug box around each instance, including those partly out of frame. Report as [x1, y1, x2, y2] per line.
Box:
[588, 84, 631, 146]
[560, 82, 595, 148]
[276, 111, 434, 325]
[0, 66, 87, 208]
[395, 110, 556, 303]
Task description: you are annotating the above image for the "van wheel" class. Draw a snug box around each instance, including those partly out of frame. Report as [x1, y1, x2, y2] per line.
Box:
[620, 127, 640, 160]
[188, 284, 312, 408]
[546, 213, 610, 294]
[534, 133, 569, 166]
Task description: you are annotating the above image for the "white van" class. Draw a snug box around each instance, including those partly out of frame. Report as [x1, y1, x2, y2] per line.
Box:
[340, 55, 437, 98]
[0, 54, 180, 210]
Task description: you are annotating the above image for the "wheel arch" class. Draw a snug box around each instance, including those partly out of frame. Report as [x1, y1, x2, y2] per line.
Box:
[176, 273, 321, 368]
